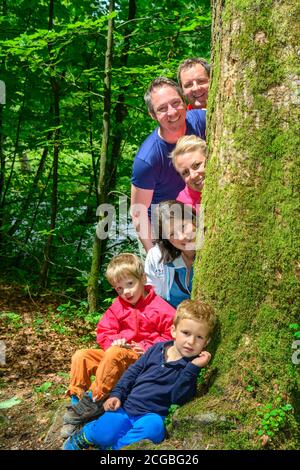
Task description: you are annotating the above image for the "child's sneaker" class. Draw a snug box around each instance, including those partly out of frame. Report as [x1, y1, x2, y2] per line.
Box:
[63, 428, 93, 450]
[63, 392, 105, 424]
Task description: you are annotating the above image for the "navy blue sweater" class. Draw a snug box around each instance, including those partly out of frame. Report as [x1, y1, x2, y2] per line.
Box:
[110, 341, 201, 417]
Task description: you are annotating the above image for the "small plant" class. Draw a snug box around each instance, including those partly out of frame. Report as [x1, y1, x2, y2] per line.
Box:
[56, 301, 78, 319]
[34, 381, 53, 394]
[57, 371, 70, 380]
[50, 323, 67, 335]
[289, 323, 300, 339]
[165, 404, 180, 427]
[52, 385, 67, 395]
[1, 312, 22, 330]
[85, 311, 102, 326]
[257, 398, 293, 439]
[79, 333, 95, 343]
[197, 367, 207, 384]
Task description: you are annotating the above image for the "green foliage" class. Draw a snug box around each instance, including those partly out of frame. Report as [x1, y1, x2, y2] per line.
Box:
[197, 367, 207, 384]
[165, 404, 180, 427]
[0, 0, 211, 294]
[257, 399, 294, 439]
[0, 312, 22, 330]
[34, 381, 53, 394]
[289, 323, 300, 340]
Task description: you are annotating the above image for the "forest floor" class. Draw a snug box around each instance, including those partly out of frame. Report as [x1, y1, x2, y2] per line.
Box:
[0, 282, 95, 450]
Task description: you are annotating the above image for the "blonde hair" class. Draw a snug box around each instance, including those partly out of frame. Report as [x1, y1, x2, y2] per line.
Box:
[106, 253, 144, 286]
[171, 135, 206, 170]
[174, 299, 216, 336]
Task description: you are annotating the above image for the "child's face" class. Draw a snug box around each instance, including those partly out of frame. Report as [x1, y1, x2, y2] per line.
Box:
[171, 318, 210, 358]
[168, 218, 196, 252]
[175, 150, 206, 192]
[113, 275, 146, 305]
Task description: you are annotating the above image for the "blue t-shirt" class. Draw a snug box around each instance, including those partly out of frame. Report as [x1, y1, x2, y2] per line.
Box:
[131, 110, 206, 206]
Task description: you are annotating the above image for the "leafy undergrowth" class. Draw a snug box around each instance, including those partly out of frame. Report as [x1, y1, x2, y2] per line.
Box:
[0, 282, 95, 450]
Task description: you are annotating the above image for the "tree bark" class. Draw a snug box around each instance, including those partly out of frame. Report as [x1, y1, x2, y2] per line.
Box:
[189, 0, 300, 449]
[87, 0, 115, 312]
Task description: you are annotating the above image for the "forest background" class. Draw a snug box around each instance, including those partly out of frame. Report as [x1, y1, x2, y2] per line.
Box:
[0, 0, 211, 305]
[0, 0, 299, 452]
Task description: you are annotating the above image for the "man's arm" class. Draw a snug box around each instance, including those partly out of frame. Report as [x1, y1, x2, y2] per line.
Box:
[130, 184, 154, 252]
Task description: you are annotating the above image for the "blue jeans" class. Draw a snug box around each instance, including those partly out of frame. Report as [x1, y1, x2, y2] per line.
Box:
[84, 407, 165, 450]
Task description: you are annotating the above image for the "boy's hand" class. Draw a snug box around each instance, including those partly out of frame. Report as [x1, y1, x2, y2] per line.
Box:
[130, 341, 144, 356]
[191, 351, 211, 368]
[104, 397, 121, 412]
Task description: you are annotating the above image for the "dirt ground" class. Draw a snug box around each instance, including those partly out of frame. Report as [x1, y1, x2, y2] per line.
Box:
[0, 283, 95, 450]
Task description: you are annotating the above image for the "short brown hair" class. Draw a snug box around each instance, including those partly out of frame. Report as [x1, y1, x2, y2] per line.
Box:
[144, 76, 185, 116]
[177, 58, 211, 87]
[174, 299, 216, 336]
[106, 253, 144, 286]
[171, 135, 207, 170]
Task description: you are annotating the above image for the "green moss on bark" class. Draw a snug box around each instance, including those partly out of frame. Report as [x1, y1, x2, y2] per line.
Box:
[190, 0, 300, 450]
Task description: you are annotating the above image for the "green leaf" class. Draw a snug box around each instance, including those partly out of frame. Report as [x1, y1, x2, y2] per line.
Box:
[0, 397, 22, 409]
[34, 381, 53, 394]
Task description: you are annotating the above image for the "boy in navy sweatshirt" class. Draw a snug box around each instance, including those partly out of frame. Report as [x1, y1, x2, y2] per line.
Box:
[63, 298, 216, 450]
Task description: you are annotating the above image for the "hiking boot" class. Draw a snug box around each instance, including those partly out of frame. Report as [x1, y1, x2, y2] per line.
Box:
[63, 428, 93, 450]
[63, 392, 105, 425]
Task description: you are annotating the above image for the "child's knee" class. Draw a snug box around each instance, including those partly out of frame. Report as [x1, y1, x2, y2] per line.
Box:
[71, 349, 90, 364]
[141, 414, 165, 443]
[104, 346, 127, 361]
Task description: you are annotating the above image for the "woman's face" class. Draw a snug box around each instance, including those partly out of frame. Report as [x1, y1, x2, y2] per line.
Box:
[167, 217, 196, 252]
[175, 149, 206, 192]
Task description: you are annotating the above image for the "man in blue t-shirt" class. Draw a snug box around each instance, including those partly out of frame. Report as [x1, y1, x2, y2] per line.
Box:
[131, 77, 206, 252]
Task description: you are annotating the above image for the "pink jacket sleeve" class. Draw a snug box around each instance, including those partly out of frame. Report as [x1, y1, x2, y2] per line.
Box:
[96, 306, 124, 351]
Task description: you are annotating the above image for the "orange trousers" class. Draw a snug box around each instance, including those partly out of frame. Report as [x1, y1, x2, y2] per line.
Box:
[66, 346, 139, 401]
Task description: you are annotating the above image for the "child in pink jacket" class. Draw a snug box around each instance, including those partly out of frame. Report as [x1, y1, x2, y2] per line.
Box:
[61, 253, 175, 438]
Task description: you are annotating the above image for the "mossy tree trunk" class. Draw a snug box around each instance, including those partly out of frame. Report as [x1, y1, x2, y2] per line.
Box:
[190, 0, 300, 449]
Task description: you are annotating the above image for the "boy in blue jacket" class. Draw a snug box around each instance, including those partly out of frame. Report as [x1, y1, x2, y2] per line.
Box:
[63, 298, 216, 450]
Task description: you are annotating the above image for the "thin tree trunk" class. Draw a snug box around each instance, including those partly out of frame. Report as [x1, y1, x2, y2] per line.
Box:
[39, 0, 60, 287]
[0, 0, 7, 246]
[0, 104, 4, 246]
[87, 0, 115, 312]
[24, 163, 53, 244]
[8, 130, 52, 237]
[107, 0, 136, 189]
[0, 77, 27, 210]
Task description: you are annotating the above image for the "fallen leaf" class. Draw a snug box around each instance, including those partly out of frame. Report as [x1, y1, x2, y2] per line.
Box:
[0, 397, 22, 409]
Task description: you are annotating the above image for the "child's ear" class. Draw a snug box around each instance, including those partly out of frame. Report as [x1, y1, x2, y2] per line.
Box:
[142, 273, 147, 285]
[171, 325, 176, 339]
[205, 337, 211, 346]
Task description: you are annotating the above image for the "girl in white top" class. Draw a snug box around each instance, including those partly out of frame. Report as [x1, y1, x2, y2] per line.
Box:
[145, 200, 197, 307]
